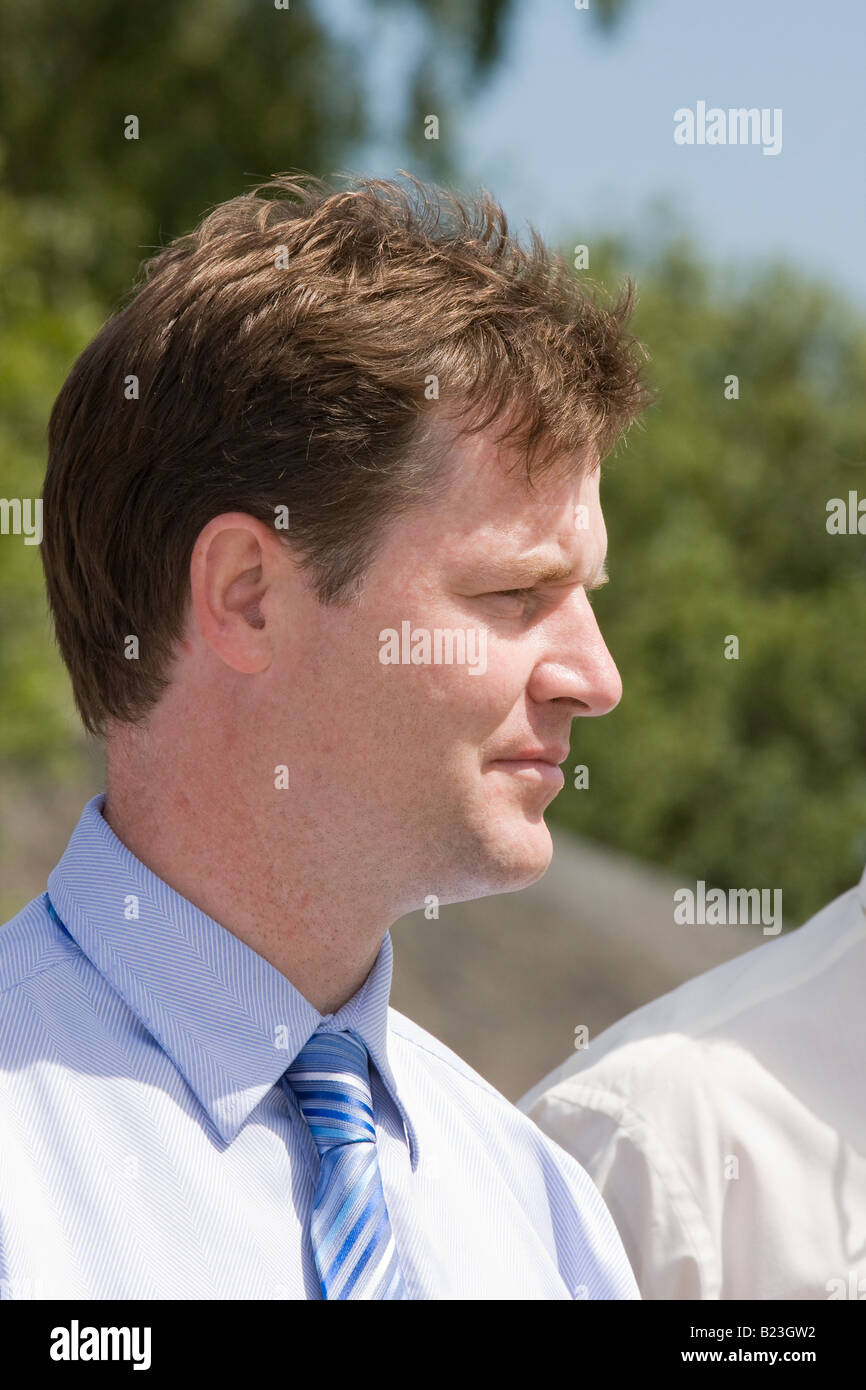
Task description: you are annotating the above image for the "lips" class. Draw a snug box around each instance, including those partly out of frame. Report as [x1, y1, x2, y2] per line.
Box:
[485, 747, 568, 790]
[496, 747, 569, 766]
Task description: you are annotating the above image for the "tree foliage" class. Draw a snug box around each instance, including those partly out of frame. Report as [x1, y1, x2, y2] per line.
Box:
[549, 235, 866, 923]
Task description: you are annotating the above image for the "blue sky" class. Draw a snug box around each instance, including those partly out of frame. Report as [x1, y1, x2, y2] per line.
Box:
[315, 0, 866, 305]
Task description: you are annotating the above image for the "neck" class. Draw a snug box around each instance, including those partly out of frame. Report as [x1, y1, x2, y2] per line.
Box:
[103, 744, 388, 1015]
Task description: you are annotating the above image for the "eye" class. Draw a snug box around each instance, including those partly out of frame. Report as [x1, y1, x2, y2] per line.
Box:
[488, 584, 599, 613]
[485, 587, 543, 617]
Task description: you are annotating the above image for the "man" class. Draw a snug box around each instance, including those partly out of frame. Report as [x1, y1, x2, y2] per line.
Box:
[0, 172, 651, 1300]
[518, 871, 866, 1300]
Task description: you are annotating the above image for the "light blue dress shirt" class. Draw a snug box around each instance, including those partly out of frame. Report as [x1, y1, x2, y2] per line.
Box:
[0, 794, 639, 1300]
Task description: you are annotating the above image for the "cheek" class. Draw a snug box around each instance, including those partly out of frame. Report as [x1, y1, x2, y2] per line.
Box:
[407, 647, 527, 733]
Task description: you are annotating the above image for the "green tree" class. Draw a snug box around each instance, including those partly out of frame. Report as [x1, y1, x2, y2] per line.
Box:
[0, 0, 635, 299]
[549, 234, 866, 923]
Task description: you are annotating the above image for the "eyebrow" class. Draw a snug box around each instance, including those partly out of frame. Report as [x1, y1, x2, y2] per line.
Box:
[479, 556, 609, 589]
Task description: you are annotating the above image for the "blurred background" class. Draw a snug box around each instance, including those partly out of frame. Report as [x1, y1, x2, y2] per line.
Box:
[1, 0, 865, 1099]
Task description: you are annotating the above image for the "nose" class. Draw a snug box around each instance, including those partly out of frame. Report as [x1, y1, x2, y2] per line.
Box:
[526, 592, 623, 716]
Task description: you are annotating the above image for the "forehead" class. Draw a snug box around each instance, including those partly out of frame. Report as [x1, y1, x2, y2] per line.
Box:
[417, 419, 603, 556]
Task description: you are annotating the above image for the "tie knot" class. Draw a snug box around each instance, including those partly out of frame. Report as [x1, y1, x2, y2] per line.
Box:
[282, 1029, 376, 1157]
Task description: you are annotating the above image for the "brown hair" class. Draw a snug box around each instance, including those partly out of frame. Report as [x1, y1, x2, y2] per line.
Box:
[42, 170, 652, 738]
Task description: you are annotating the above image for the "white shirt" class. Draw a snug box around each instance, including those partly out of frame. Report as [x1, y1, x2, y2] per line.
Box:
[518, 865, 866, 1300]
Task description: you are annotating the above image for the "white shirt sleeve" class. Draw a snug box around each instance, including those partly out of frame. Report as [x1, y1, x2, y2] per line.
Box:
[526, 1082, 721, 1299]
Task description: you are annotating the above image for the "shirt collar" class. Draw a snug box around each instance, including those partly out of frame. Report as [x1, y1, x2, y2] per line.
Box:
[46, 794, 420, 1167]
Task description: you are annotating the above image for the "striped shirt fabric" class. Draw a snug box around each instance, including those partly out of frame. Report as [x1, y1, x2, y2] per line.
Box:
[0, 793, 639, 1300]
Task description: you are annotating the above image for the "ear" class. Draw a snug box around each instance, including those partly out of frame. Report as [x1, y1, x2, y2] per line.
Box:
[189, 513, 281, 675]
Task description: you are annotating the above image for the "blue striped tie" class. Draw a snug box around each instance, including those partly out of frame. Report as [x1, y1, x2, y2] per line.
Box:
[281, 1028, 410, 1300]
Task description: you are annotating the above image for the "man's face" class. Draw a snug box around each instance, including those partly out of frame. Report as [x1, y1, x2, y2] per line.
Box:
[263, 423, 622, 917]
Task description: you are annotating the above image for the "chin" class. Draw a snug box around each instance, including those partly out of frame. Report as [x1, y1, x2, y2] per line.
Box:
[467, 814, 554, 898]
[418, 800, 555, 908]
[500, 827, 553, 891]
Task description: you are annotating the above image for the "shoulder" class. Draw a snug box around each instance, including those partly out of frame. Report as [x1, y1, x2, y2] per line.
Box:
[386, 1006, 510, 1104]
[386, 1005, 612, 1207]
[520, 875, 866, 1113]
[386, 1006, 574, 1160]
